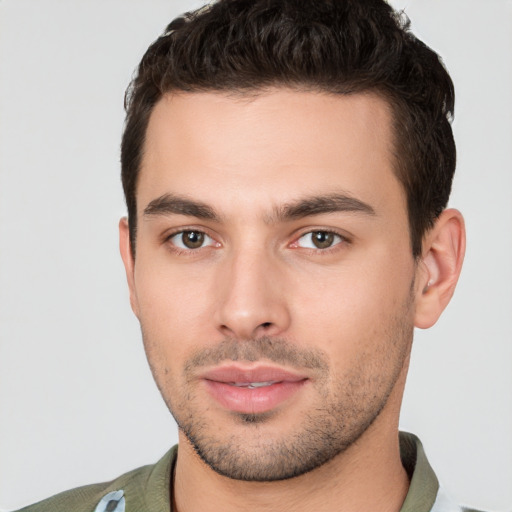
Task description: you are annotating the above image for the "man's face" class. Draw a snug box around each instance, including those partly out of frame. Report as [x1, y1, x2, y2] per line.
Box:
[122, 89, 423, 480]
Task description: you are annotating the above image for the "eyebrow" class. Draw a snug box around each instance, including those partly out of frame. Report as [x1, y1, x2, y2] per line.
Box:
[273, 193, 376, 221]
[142, 192, 375, 223]
[143, 194, 221, 221]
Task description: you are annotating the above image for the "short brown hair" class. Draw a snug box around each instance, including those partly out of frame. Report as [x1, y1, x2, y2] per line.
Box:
[121, 0, 455, 258]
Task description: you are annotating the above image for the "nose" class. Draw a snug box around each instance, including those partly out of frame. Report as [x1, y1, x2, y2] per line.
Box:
[214, 247, 291, 340]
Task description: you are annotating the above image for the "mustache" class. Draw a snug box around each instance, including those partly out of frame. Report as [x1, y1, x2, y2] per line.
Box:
[185, 336, 329, 373]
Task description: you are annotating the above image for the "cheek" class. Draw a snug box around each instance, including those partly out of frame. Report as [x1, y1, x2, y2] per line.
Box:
[133, 258, 217, 364]
[289, 250, 415, 355]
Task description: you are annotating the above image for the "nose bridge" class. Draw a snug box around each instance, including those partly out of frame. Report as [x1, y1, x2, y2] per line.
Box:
[215, 240, 290, 340]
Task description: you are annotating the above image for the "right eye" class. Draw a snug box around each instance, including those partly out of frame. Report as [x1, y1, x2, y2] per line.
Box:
[168, 230, 216, 250]
[295, 230, 344, 250]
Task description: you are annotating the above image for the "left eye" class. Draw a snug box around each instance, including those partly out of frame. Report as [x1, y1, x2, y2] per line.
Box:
[169, 230, 216, 250]
[296, 231, 343, 249]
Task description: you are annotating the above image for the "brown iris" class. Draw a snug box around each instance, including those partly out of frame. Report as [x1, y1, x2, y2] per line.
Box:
[311, 231, 335, 249]
[181, 231, 205, 249]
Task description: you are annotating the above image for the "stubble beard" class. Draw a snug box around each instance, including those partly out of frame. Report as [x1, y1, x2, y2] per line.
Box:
[143, 303, 414, 482]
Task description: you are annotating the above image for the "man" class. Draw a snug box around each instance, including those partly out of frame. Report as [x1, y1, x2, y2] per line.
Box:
[15, 0, 480, 511]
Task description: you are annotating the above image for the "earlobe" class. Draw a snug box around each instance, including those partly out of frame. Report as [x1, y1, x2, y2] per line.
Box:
[414, 209, 466, 329]
[119, 217, 140, 317]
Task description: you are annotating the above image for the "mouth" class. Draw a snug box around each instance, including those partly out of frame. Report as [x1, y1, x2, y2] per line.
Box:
[228, 381, 280, 389]
[200, 365, 308, 414]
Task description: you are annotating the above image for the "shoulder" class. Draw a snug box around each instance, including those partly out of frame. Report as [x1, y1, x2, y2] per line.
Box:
[431, 484, 490, 512]
[14, 481, 117, 512]
[13, 446, 177, 512]
[399, 433, 489, 512]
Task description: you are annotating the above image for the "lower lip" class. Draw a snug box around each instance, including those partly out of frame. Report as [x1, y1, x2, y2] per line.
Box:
[204, 379, 307, 414]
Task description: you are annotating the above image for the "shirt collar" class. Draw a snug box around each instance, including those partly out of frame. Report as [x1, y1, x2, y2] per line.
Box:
[399, 431, 440, 512]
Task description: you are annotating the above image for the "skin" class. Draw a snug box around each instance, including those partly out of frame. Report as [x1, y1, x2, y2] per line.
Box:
[120, 89, 465, 512]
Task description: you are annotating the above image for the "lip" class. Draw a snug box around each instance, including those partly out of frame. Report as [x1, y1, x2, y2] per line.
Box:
[200, 364, 308, 414]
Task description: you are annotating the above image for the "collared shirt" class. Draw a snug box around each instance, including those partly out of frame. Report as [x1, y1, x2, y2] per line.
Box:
[15, 432, 482, 512]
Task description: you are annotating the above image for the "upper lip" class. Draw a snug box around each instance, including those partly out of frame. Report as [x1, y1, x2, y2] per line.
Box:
[200, 364, 308, 384]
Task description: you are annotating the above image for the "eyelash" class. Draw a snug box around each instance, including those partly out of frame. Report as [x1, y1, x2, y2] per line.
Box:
[164, 229, 219, 254]
[290, 229, 350, 253]
[163, 228, 350, 255]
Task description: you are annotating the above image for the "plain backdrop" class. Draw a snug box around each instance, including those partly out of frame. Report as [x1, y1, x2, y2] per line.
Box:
[0, 1, 511, 511]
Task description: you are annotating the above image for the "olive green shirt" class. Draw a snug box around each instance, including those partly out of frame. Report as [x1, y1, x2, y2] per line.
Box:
[14, 432, 483, 512]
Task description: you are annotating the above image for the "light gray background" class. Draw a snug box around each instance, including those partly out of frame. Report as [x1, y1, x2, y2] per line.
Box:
[0, 1, 511, 511]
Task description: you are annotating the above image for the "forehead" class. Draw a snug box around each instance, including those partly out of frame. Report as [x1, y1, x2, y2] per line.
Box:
[139, 88, 404, 218]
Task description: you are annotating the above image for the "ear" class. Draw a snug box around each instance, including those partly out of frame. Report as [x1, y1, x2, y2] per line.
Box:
[119, 217, 140, 317]
[414, 209, 466, 329]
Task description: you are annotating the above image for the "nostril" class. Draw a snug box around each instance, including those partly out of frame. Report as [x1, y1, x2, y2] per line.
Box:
[261, 322, 272, 329]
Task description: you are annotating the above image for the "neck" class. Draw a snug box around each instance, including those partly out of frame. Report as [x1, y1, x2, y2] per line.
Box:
[173, 417, 409, 512]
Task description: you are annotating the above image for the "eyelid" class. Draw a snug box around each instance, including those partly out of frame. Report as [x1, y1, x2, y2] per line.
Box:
[289, 228, 350, 250]
[164, 227, 221, 251]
